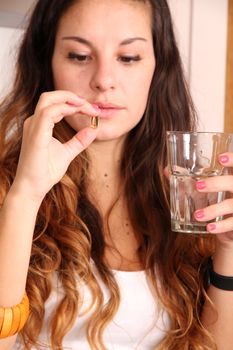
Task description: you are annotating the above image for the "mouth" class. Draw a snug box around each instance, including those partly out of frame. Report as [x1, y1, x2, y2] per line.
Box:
[93, 102, 125, 119]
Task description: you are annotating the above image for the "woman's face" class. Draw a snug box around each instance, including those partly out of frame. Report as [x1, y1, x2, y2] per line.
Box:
[52, 0, 155, 141]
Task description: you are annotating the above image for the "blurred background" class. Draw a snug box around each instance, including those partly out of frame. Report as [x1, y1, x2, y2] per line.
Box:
[0, 0, 232, 132]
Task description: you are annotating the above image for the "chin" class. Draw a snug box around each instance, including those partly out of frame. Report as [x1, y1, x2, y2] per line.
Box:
[94, 129, 128, 142]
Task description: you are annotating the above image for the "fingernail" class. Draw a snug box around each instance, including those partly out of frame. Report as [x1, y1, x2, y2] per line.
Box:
[67, 100, 84, 107]
[195, 210, 205, 219]
[66, 105, 78, 113]
[66, 101, 78, 107]
[196, 180, 206, 190]
[207, 223, 216, 231]
[219, 154, 229, 164]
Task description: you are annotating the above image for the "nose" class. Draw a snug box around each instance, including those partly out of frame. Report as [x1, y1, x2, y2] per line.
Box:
[90, 60, 116, 92]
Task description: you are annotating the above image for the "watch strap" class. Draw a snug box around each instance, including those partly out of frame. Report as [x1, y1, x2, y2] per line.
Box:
[208, 259, 233, 291]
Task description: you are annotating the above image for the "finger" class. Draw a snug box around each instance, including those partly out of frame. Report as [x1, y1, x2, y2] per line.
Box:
[35, 90, 85, 111]
[194, 198, 233, 222]
[28, 103, 100, 150]
[163, 166, 169, 179]
[31, 101, 99, 131]
[218, 152, 233, 167]
[35, 101, 99, 125]
[34, 103, 79, 125]
[24, 104, 80, 148]
[206, 217, 233, 234]
[196, 175, 233, 193]
[63, 126, 98, 161]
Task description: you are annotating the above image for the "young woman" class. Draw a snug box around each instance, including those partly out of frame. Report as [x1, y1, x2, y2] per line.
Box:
[0, 0, 233, 349]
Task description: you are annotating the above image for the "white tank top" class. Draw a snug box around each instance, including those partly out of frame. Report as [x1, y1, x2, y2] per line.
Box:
[15, 263, 170, 349]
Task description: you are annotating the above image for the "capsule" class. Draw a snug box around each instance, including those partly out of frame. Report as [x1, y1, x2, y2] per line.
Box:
[90, 116, 99, 129]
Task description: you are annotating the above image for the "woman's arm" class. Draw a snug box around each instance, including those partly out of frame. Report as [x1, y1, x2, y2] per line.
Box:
[202, 245, 233, 349]
[0, 91, 100, 349]
[195, 153, 233, 349]
[0, 188, 41, 302]
[0, 189, 41, 350]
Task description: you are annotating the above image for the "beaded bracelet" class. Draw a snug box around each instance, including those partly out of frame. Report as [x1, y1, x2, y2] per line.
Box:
[0, 292, 29, 339]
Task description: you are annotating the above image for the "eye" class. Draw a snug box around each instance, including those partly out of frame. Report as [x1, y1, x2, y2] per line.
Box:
[119, 55, 141, 64]
[68, 52, 92, 63]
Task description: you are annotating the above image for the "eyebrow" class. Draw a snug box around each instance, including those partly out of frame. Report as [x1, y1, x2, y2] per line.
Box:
[62, 36, 147, 47]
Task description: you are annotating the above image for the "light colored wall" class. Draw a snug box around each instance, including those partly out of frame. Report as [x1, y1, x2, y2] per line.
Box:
[167, 0, 192, 79]
[169, 0, 228, 132]
[225, 0, 233, 132]
[190, 0, 228, 132]
[0, 0, 33, 14]
[0, 0, 29, 98]
[0, 27, 23, 98]
[0, 1, 229, 132]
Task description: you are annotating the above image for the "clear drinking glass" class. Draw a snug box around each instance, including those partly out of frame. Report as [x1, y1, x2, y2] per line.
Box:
[166, 131, 233, 234]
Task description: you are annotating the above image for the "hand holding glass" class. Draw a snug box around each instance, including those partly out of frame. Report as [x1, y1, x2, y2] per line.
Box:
[166, 132, 233, 234]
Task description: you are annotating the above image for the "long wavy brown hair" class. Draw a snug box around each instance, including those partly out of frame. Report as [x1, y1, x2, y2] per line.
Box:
[0, 0, 216, 349]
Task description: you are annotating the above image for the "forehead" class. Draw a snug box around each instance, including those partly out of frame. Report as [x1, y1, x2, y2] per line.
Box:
[56, 0, 153, 41]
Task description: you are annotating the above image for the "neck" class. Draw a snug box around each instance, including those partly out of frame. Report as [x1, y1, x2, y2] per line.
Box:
[86, 137, 143, 270]
[87, 136, 125, 185]
[85, 136, 126, 216]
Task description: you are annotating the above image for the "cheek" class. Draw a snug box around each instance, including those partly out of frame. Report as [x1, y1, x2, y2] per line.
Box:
[52, 61, 86, 91]
[53, 67, 66, 90]
[128, 61, 155, 92]
[129, 70, 154, 109]
[53, 71, 76, 90]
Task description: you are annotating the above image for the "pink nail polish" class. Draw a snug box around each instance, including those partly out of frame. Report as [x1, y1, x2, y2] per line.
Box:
[196, 180, 206, 190]
[219, 154, 229, 163]
[195, 210, 205, 219]
[77, 95, 85, 99]
[207, 223, 216, 231]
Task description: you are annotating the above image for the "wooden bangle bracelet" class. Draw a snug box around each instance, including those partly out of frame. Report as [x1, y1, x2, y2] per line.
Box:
[0, 292, 29, 339]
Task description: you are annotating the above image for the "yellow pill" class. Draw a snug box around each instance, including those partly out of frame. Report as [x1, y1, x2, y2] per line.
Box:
[90, 116, 99, 129]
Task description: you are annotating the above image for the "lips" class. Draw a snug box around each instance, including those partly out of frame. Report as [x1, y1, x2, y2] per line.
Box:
[93, 102, 125, 119]
[94, 102, 124, 109]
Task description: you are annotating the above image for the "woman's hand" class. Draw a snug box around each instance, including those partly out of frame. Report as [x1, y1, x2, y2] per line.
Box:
[11, 90, 100, 204]
[194, 152, 233, 247]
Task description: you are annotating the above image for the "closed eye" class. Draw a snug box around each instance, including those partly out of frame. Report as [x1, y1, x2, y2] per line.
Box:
[67, 52, 142, 65]
[68, 52, 91, 63]
[119, 55, 141, 64]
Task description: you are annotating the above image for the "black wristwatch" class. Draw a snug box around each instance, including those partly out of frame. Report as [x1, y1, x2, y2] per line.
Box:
[208, 258, 233, 291]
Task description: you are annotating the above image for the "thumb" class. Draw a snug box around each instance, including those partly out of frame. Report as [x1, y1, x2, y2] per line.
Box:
[64, 126, 98, 161]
